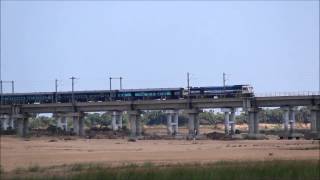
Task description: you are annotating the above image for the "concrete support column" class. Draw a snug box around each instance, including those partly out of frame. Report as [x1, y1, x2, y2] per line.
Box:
[111, 111, 123, 131]
[224, 112, 230, 135]
[10, 106, 20, 130]
[222, 108, 236, 135]
[188, 113, 195, 136]
[282, 107, 290, 133]
[4, 119, 9, 130]
[173, 111, 179, 135]
[111, 111, 119, 131]
[118, 114, 123, 129]
[136, 117, 142, 137]
[248, 111, 255, 135]
[8, 117, 14, 129]
[310, 106, 320, 134]
[289, 108, 296, 134]
[73, 117, 79, 135]
[254, 112, 260, 134]
[166, 110, 179, 136]
[128, 111, 141, 138]
[78, 115, 84, 136]
[57, 117, 68, 131]
[167, 113, 173, 135]
[63, 117, 68, 131]
[16, 114, 29, 137]
[186, 109, 200, 138]
[72, 112, 85, 136]
[129, 112, 137, 137]
[248, 108, 259, 135]
[17, 118, 23, 136]
[230, 109, 236, 135]
[0, 115, 9, 130]
[194, 114, 200, 136]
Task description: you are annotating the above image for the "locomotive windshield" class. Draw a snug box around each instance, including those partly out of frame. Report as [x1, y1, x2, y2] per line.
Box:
[242, 85, 253, 94]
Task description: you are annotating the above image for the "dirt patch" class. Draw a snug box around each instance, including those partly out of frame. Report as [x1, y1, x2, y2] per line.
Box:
[1, 136, 319, 172]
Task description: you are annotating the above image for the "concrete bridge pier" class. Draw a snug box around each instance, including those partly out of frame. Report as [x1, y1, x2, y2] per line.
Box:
[136, 115, 142, 137]
[111, 111, 119, 131]
[172, 111, 179, 135]
[186, 109, 200, 138]
[3, 119, 9, 130]
[0, 115, 9, 130]
[310, 106, 320, 138]
[9, 117, 15, 129]
[282, 107, 290, 133]
[166, 111, 173, 135]
[248, 108, 260, 138]
[118, 113, 123, 129]
[167, 110, 179, 136]
[166, 110, 179, 136]
[9, 106, 20, 131]
[111, 111, 123, 131]
[16, 114, 29, 137]
[128, 110, 141, 138]
[230, 109, 236, 135]
[223, 111, 230, 135]
[282, 106, 296, 137]
[9, 106, 27, 137]
[72, 112, 85, 136]
[57, 116, 68, 131]
[221, 108, 236, 135]
[73, 117, 79, 135]
[289, 107, 296, 135]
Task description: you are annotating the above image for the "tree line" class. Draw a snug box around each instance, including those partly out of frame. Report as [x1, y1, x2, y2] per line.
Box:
[28, 107, 311, 129]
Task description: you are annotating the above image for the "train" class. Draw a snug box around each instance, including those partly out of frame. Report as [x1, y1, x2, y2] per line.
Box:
[0, 85, 253, 105]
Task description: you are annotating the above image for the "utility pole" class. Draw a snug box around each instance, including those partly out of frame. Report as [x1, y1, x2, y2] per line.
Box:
[120, 77, 123, 90]
[11, 81, 14, 93]
[0, 80, 2, 106]
[70, 77, 77, 104]
[0, 80, 2, 94]
[187, 72, 192, 108]
[55, 79, 58, 103]
[109, 77, 112, 91]
[109, 77, 112, 101]
[223, 72, 226, 87]
[187, 72, 190, 95]
[109, 76, 123, 100]
[223, 72, 227, 98]
[55, 79, 58, 93]
[109, 76, 123, 90]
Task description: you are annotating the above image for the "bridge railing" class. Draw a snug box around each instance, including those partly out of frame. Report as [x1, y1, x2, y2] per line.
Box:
[254, 91, 320, 97]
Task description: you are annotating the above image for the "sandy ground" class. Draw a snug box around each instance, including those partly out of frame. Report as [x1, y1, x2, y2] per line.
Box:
[144, 123, 311, 135]
[1, 136, 319, 172]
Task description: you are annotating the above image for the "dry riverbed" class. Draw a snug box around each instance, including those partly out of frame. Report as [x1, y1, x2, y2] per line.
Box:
[1, 136, 319, 172]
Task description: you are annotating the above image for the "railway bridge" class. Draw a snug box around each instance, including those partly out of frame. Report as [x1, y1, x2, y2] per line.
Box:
[1, 95, 320, 139]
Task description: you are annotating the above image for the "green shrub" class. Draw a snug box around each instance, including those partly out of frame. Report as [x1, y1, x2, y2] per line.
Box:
[70, 164, 86, 172]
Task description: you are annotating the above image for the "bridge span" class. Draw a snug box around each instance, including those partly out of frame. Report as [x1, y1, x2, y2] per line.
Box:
[1, 95, 320, 139]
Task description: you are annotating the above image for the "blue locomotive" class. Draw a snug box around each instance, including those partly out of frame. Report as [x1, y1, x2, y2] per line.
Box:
[0, 85, 253, 105]
[188, 85, 253, 98]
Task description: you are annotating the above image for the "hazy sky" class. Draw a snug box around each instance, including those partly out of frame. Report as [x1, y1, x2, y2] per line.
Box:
[0, 1, 319, 94]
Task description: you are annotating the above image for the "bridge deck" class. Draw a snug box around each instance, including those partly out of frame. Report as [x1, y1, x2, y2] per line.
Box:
[1, 95, 319, 114]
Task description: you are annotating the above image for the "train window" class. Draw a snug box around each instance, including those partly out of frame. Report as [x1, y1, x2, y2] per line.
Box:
[242, 86, 253, 93]
[118, 92, 131, 97]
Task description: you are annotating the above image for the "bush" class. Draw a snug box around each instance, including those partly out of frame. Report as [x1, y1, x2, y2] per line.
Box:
[28, 165, 40, 172]
[7, 160, 320, 180]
